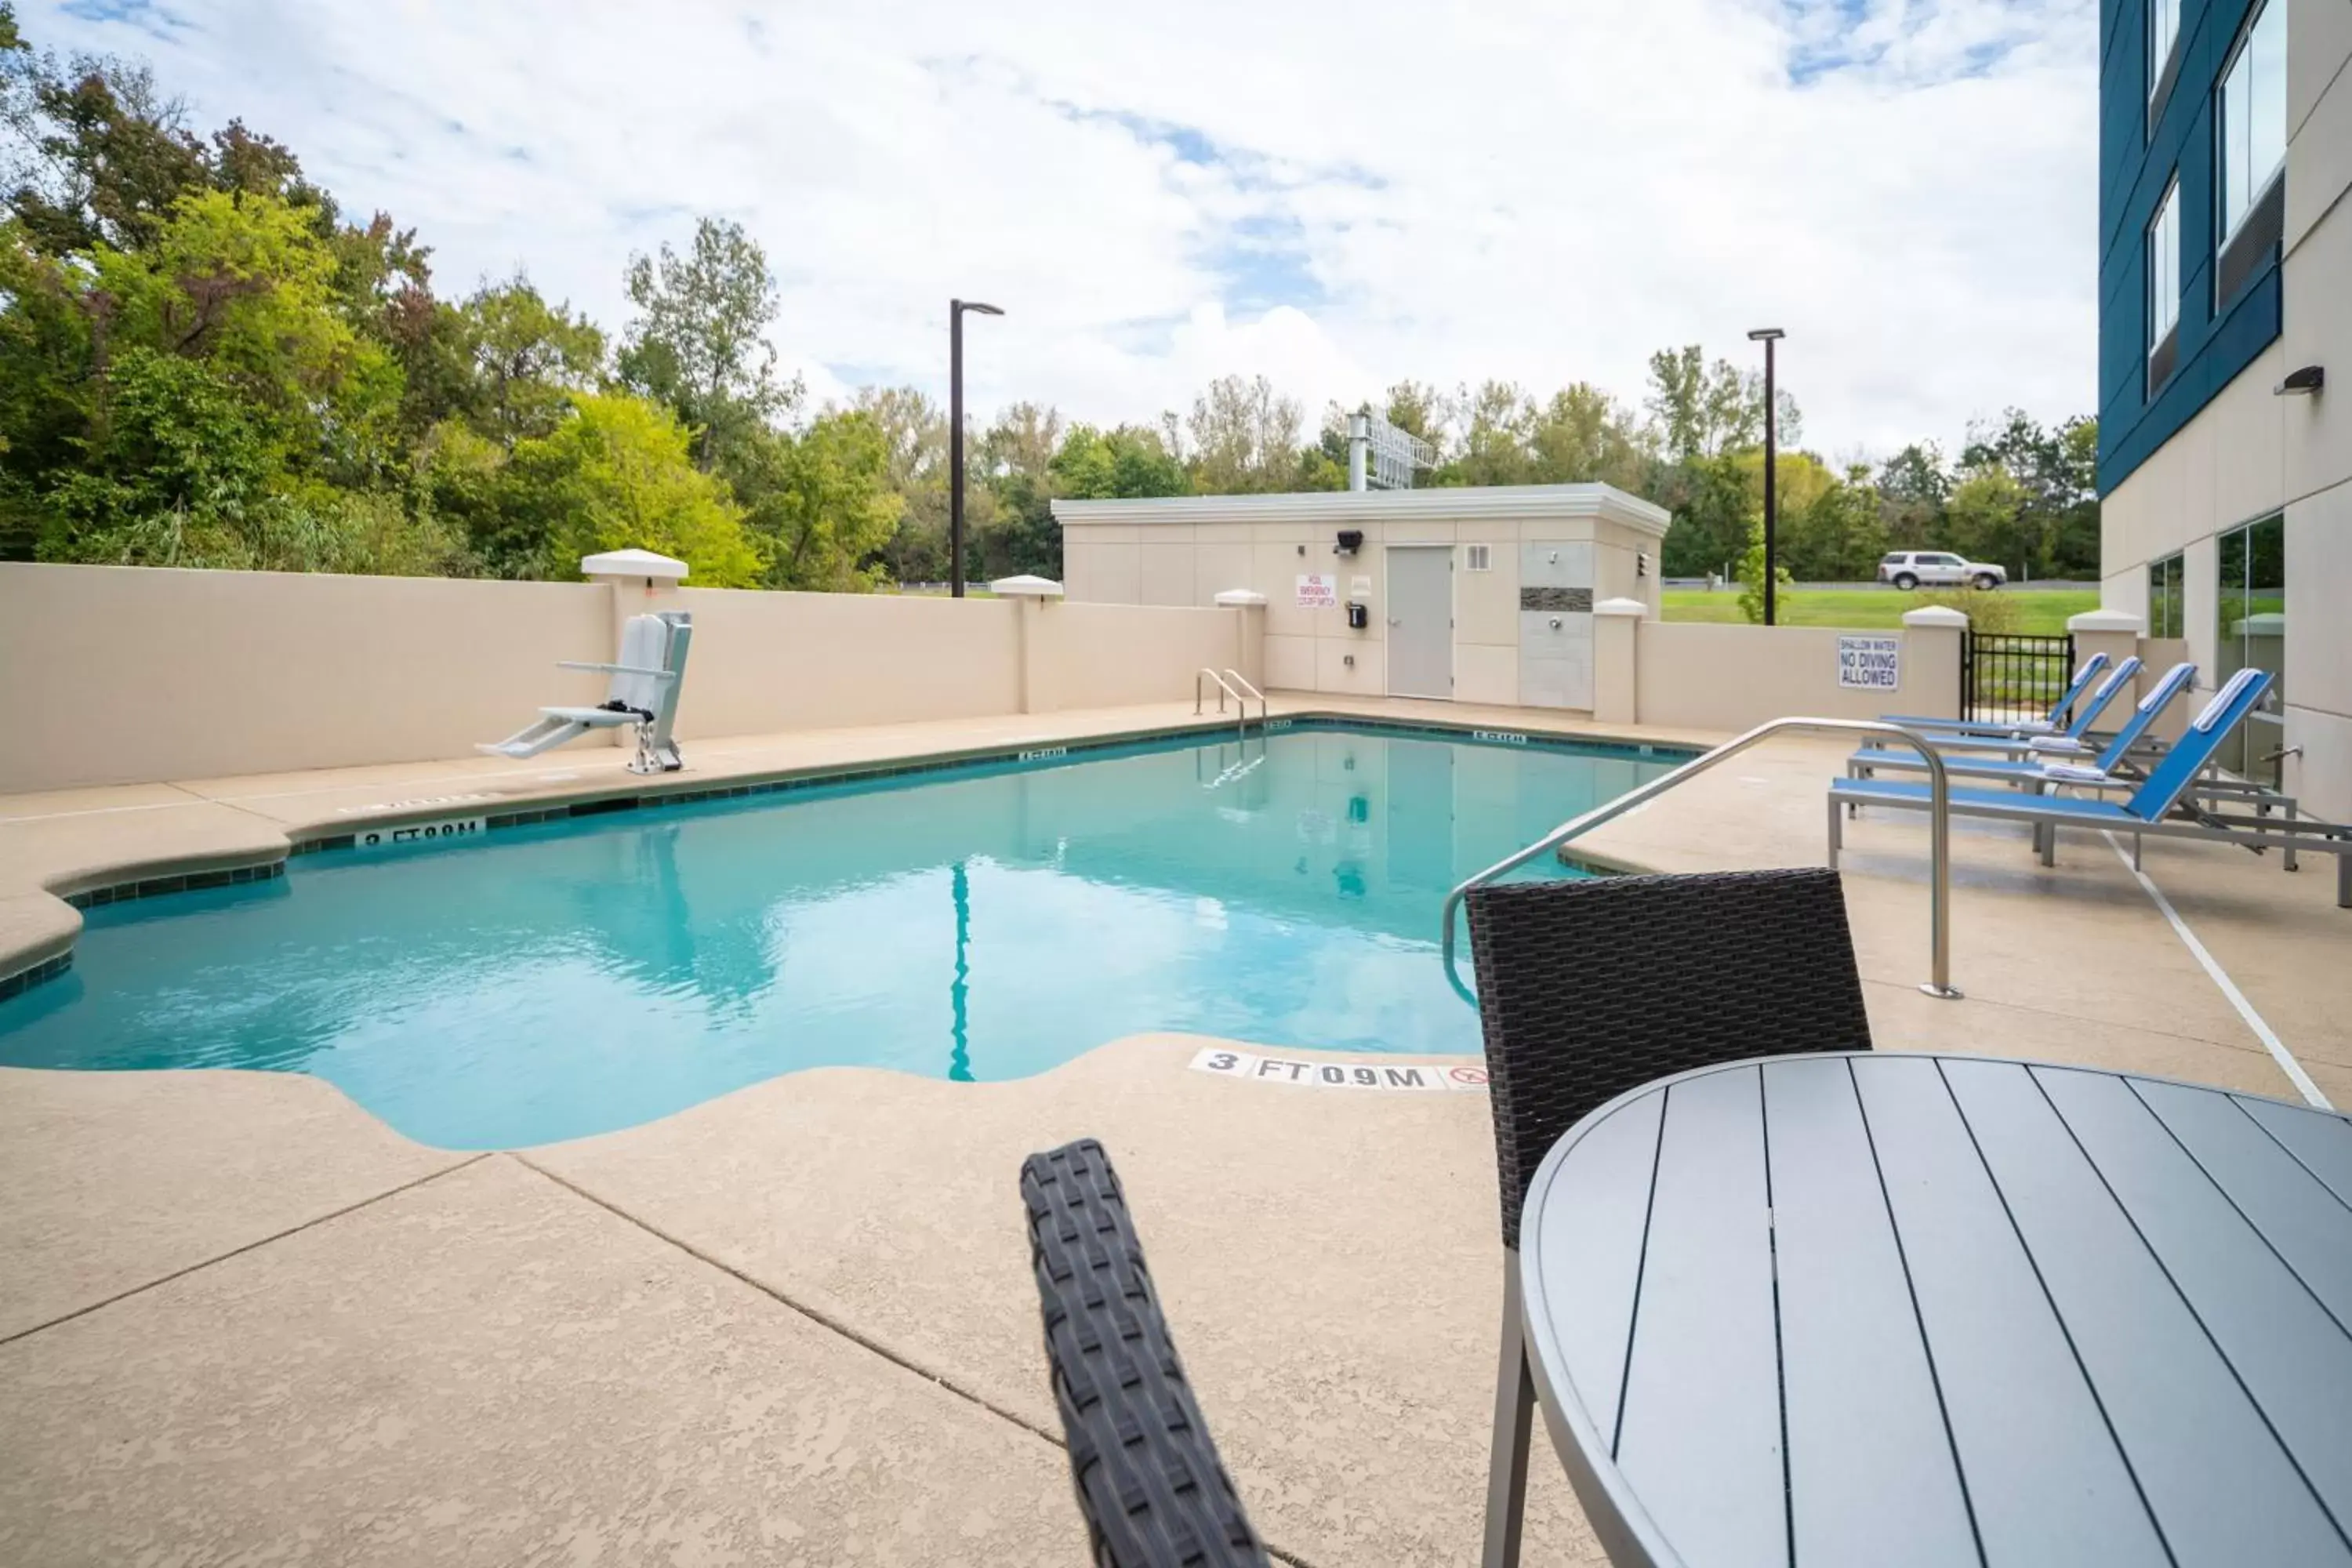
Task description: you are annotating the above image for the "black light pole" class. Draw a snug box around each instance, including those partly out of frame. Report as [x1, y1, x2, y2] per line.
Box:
[1747, 328, 1785, 626]
[949, 299, 1004, 598]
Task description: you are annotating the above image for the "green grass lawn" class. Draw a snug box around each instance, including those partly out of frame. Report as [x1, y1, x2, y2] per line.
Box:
[1662, 587, 2100, 635]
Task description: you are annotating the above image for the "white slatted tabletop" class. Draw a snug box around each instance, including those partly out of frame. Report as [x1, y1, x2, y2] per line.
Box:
[1519, 1053, 2352, 1568]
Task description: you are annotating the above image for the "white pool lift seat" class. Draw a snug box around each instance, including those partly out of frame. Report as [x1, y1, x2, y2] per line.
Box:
[479, 611, 692, 774]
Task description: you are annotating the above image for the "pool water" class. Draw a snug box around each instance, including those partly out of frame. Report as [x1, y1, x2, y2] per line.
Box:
[0, 727, 1679, 1148]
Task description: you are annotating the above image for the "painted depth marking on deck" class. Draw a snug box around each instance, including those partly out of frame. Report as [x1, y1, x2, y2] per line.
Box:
[353, 816, 485, 851]
[1189, 1046, 1487, 1093]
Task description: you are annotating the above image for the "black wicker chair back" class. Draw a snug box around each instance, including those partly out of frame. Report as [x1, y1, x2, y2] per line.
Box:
[1020, 1139, 1271, 1568]
[1465, 867, 1871, 1249]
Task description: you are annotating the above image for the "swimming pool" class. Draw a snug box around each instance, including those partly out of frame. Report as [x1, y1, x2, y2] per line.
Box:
[0, 725, 1682, 1148]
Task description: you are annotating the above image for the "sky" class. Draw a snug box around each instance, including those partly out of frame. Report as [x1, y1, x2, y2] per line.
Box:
[24, 0, 2099, 462]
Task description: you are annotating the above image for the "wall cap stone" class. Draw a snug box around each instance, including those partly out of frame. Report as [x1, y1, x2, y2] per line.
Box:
[580, 548, 688, 583]
[1900, 605, 1970, 629]
[990, 574, 1065, 598]
[1593, 597, 1649, 619]
[2067, 608, 2145, 633]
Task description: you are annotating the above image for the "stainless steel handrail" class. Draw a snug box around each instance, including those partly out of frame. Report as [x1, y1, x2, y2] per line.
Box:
[1195, 667, 1250, 741]
[1439, 717, 1962, 1007]
[1221, 669, 1269, 733]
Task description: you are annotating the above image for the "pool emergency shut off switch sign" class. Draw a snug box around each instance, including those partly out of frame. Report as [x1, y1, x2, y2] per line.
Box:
[1297, 574, 1338, 610]
[1190, 1046, 1489, 1093]
[1836, 635, 1903, 691]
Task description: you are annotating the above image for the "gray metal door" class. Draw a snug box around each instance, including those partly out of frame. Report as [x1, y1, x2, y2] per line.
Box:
[1387, 546, 1452, 699]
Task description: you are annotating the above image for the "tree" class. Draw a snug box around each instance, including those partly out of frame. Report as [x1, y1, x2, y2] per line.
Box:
[1185, 373, 1304, 494]
[615, 216, 798, 470]
[1733, 519, 1792, 625]
[731, 410, 902, 591]
[1051, 423, 1187, 500]
[1381, 379, 1448, 447]
[1875, 441, 1949, 551]
[2, 44, 209, 255]
[1528, 383, 1650, 489]
[496, 393, 760, 585]
[1781, 462, 1888, 581]
[1943, 465, 2031, 576]
[1653, 452, 1755, 578]
[459, 275, 604, 448]
[1450, 379, 1537, 487]
[1644, 345, 1798, 461]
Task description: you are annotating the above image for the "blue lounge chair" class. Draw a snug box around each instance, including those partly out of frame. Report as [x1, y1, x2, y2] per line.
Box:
[1848, 661, 2190, 785]
[1901, 655, 2146, 756]
[1883, 651, 2108, 738]
[1829, 669, 2352, 908]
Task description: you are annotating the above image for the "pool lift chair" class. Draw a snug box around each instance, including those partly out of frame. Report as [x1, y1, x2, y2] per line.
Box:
[479, 611, 692, 775]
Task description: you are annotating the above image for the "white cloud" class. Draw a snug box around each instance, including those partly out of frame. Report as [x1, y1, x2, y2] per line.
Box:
[24, 0, 2096, 458]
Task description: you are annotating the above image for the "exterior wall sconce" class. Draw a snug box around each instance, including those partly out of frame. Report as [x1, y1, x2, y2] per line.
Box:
[2275, 365, 2324, 396]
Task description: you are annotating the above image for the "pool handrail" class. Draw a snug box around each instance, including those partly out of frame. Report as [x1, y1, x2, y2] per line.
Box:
[1440, 717, 1961, 1007]
[1221, 669, 1269, 734]
[1195, 668, 1256, 742]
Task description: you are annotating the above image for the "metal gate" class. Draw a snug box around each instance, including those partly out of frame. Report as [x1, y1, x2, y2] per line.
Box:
[1961, 632, 2076, 722]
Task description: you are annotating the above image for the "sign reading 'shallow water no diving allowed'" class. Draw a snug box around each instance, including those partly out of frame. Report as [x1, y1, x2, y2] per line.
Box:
[1836, 635, 1903, 691]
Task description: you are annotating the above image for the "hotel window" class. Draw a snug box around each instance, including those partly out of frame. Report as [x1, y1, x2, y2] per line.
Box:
[2216, 0, 2287, 304]
[2147, 553, 2184, 638]
[2148, 0, 2182, 118]
[2147, 179, 2180, 391]
[2214, 514, 2286, 780]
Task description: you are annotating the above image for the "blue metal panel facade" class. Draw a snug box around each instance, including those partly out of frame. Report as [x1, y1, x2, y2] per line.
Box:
[2096, 0, 2283, 495]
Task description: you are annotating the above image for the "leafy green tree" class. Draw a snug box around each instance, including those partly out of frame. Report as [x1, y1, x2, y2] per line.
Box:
[1653, 452, 1753, 578]
[1051, 423, 1187, 499]
[1875, 441, 1950, 551]
[2, 43, 209, 254]
[497, 392, 760, 585]
[459, 276, 605, 447]
[1644, 345, 1797, 461]
[1185, 373, 1305, 494]
[616, 216, 798, 470]
[1780, 461, 1888, 580]
[1529, 383, 1651, 489]
[1943, 465, 2031, 575]
[1734, 520, 1792, 624]
[1381, 379, 1448, 446]
[731, 410, 902, 591]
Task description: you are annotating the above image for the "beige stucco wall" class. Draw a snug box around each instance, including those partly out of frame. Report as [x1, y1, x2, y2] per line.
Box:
[2096, 0, 2352, 822]
[1025, 601, 1251, 713]
[1632, 622, 1961, 732]
[0, 564, 1253, 795]
[670, 587, 1021, 737]
[1, 564, 613, 793]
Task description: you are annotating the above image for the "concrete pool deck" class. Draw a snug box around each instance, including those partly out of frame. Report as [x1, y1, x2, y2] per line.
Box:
[4, 699, 2347, 1565]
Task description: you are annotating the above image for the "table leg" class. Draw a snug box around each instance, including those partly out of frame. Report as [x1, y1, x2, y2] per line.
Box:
[1483, 1250, 1534, 1568]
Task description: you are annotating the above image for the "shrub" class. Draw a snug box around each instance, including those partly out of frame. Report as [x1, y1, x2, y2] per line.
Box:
[1911, 586, 2022, 633]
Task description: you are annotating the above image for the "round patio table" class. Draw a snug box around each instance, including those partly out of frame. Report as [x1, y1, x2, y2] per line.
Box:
[1518, 1052, 2352, 1568]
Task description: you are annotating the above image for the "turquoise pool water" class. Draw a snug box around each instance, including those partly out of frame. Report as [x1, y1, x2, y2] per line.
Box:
[0, 726, 1679, 1148]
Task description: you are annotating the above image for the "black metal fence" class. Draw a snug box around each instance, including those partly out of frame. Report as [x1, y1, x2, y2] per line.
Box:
[1962, 632, 2077, 722]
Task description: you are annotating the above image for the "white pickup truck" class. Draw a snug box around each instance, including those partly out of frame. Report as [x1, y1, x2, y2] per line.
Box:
[1876, 551, 2008, 590]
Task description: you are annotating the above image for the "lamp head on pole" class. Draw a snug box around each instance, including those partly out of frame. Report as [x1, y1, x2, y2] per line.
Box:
[956, 300, 1005, 318]
[1746, 327, 1784, 343]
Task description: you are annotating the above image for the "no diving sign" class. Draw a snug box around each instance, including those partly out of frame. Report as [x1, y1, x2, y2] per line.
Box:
[1190, 1046, 1488, 1093]
[1836, 635, 1902, 691]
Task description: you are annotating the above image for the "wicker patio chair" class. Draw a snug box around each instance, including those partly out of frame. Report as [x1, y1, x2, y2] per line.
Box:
[1019, 1138, 1270, 1568]
[1465, 866, 1873, 1568]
